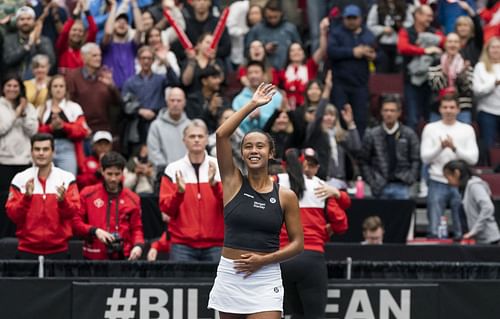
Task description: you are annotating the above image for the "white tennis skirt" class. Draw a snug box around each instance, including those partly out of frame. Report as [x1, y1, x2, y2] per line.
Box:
[208, 256, 284, 315]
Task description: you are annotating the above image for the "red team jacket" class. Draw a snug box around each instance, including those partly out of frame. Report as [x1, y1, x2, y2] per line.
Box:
[159, 153, 224, 249]
[277, 174, 350, 253]
[5, 166, 80, 254]
[72, 183, 145, 259]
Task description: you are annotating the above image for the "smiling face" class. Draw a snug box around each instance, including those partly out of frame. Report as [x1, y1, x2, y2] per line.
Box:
[147, 28, 162, 47]
[3, 79, 21, 102]
[241, 132, 273, 170]
[306, 82, 322, 104]
[69, 20, 85, 44]
[288, 43, 305, 64]
[445, 33, 461, 55]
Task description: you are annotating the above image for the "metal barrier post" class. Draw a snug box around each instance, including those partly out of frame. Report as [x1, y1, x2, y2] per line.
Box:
[38, 255, 44, 278]
[346, 257, 352, 280]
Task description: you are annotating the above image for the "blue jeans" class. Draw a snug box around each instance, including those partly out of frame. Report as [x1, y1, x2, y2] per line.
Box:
[170, 244, 221, 262]
[429, 110, 472, 124]
[477, 111, 500, 151]
[53, 138, 77, 175]
[427, 179, 462, 238]
[404, 81, 431, 130]
[380, 183, 410, 199]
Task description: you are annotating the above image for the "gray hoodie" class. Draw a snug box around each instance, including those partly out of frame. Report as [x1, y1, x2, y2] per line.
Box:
[462, 176, 500, 244]
[147, 108, 191, 172]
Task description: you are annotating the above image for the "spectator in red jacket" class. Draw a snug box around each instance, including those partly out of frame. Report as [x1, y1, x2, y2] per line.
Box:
[277, 148, 349, 319]
[159, 119, 224, 261]
[38, 75, 91, 176]
[76, 130, 112, 190]
[73, 151, 145, 260]
[6, 133, 80, 259]
[55, 0, 97, 73]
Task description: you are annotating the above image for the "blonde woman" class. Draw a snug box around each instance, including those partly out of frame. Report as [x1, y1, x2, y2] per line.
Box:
[473, 37, 500, 156]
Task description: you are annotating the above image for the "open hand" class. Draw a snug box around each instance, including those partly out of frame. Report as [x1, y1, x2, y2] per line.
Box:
[234, 253, 267, 278]
[314, 183, 340, 200]
[25, 178, 35, 196]
[341, 104, 354, 127]
[251, 83, 276, 107]
[175, 170, 186, 193]
[128, 246, 142, 260]
[56, 183, 66, 202]
[208, 161, 217, 185]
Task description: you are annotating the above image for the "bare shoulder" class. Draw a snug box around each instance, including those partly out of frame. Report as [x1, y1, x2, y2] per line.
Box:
[279, 186, 299, 208]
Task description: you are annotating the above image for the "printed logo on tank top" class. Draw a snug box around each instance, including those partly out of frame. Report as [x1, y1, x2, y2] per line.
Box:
[243, 193, 254, 199]
[253, 201, 266, 209]
[270, 197, 276, 204]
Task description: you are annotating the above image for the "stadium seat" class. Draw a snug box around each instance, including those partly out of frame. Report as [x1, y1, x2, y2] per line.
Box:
[489, 147, 500, 167]
[368, 72, 404, 119]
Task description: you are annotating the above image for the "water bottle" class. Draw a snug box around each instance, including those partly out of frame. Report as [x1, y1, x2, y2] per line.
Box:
[355, 176, 365, 199]
[437, 216, 448, 239]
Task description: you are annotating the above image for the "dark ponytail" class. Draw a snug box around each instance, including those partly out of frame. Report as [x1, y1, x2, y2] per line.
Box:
[285, 148, 305, 199]
[443, 160, 474, 193]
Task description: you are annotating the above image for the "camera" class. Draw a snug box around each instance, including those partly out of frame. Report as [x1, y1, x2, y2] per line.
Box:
[107, 232, 124, 259]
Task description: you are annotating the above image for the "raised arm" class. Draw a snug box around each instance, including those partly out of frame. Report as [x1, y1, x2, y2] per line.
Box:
[215, 83, 276, 202]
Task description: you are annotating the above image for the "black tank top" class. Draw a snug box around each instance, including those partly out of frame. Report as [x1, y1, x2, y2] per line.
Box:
[223, 175, 284, 252]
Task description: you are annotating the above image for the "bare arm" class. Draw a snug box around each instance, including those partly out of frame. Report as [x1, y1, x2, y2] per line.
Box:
[101, 0, 116, 46]
[216, 83, 276, 203]
[312, 17, 329, 64]
[131, 0, 143, 44]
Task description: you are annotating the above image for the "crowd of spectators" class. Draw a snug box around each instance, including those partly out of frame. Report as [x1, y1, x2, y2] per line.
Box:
[1, 0, 500, 260]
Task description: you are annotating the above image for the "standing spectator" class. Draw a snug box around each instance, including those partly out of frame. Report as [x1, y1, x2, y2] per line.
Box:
[278, 148, 349, 319]
[0, 74, 38, 238]
[473, 37, 500, 159]
[238, 40, 280, 87]
[24, 54, 51, 109]
[360, 94, 420, 199]
[76, 130, 113, 189]
[186, 65, 228, 133]
[181, 33, 225, 95]
[367, 0, 414, 73]
[428, 33, 474, 124]
[280, 17, 329, 108]
[226, 1, 252, 67]
[362, 216, 385, 244]
[38, 75, 90, 176]
[159, 120, 224, 261]
[245, 0, 301, 69]
[172, 0, 231, 62]
[455, 2, 483, 66]
[397, 5, 444, 130]
[73, 151, 145, 260]
[65, 42, 122, 133]
[33, 0, 68, 44]
[55, 0, 98, 72]
[421, 94, 479, 239]
[147, 87, 191, 173]
[232, 60, 283, 133]
[328, 4, 377, 136]
[122, 46, 178, 153]
[2, 6, 56, 80]
[443, 160, 500, 245]
[437, 0, 476, 34]
[140, 27, 180, 77]
[306, 0, 330, 54]
[6, 133, 80, 259]
[101, 0, 143, 89]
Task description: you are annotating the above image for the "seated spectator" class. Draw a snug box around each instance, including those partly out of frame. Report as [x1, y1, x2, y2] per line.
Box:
[159, 119, 223, 261]
[444, 160, 500, 245]
[101, 0, 143, 89]
[147, 87, 191, 173]
[362, 216, 385, 244]
[437, 0, 476, 34]
[232, 60, 283, 133]
[122, 46, 178, 153]
[421, 93, 479, 239]
[208, 108, 245, 172]
[428, 33, 473, 124]
[0, 74, 39, 239]
[186, 65, 229, 133]
[455, 4, 483, 66]
[245, 0, 301, 69]
[65, 42, 122, 133]
[2, 6, 55, 80]
[397, 4, 444, 130]
[38, 75, 90, 176]
[139, 27, 180, 77]
[73, 151, 145, 260]
[473, 37, 500, 160]
[280, 17, 328, 108]
[76, 130, 113, 189]
[328, 4, 378, 137]
[55, 0, 97, 72]
[238, 40, 280, 86]
[124, 144, 155, 194]
[181, 33, 225, 95]
[24, 54, 51, 109]
[6, 133, 80, 259]
[360, 94, 419, 199]
[367, 0, 414, 73]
